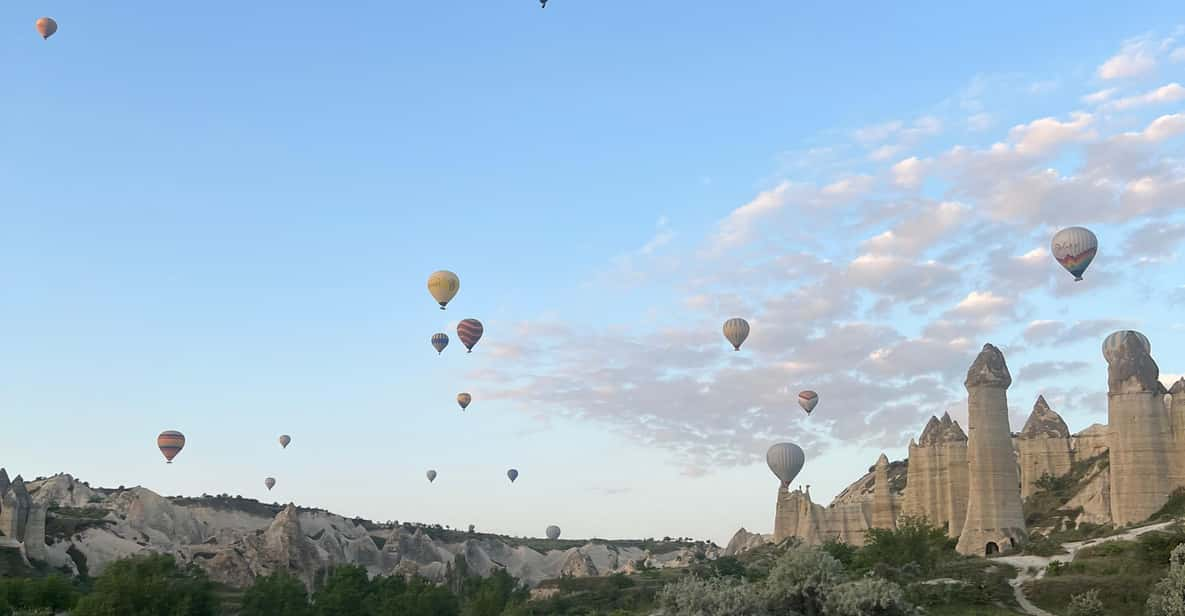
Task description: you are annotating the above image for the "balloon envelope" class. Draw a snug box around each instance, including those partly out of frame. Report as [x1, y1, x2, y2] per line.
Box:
[1051, 227, 1098, 281]
[722, 318, 750, 351]
[278, 435, 291, 449]
[766, 443, 805, 487]
[457, 393, 472, 410]
[264, 477, 276, 491]
[546, 525, 561, 540]
[157, 431, 185, 464]
[457, 319, 484, 352]
[426, 470, 437, 483]
[797, 390, 819, 414]
[36, 17, 57, 39]
[507, 469, 519, 483]
[431, 333, 449, 354]
[428, 271, 460, 309]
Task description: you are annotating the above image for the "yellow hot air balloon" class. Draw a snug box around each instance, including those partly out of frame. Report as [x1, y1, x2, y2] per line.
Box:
[427, 271, 460, 310]
[36, 17, 57, 40]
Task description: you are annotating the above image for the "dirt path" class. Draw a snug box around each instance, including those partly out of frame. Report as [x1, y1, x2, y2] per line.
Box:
[994, 520, 1176, 616]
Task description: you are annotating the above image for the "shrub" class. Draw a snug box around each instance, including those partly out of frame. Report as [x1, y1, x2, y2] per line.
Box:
[1066, 588, 1104, 616]
[853, 517, 953, 575]
[655, 576, 768, 616]
[241, 571, 311, 616]
[823, 578, 918, 616]
[1147, 544, 1185, 616]
[762, 544, 847, 614]
[72, 553, 218, 616]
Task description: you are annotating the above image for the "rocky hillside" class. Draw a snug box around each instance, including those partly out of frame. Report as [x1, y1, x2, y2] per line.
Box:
[3, 471, 716, 590]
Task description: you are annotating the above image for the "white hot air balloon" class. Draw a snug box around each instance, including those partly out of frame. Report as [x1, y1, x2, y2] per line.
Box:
[546, 525, 561, 540]
[1051, 226, 1098, 281]
[766, 443, 805, 488]
[722, 318, 750, 351]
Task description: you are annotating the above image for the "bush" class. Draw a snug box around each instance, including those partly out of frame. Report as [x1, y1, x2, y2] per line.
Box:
[853, 517, 954, 575]
[655, 576, 768, 616]
[241, 571, 311, 616]
[0, 576, 79, 614]
[823, 578, 918, 616]
[72, 553, 219, 616]
[1147, 544, 1185, 616]
[1066, 588, 1104, 616]
[762, 544, 847, 615]
[820, 538, 857, 568]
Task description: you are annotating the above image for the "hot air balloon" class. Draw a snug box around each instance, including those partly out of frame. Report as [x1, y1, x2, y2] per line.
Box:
[797, 390, 819, 415]
[722, 318, 750, 351]
[766, 443, 805, 488]
[36, 18, 57, 40]
[157, 431, 186, 464]
[265, 477, 276, 491]
[426, 470, 437, 483]
[278, 435, 291, 449]
[507, 469, 519, 483]
[457, 319, 483, 352]
[428, 271, 460, 310]
[457, 393, 472, 411]
[546, 525, 561, 540]
[1051, 227, 1098, 281]
[1103, 330, 1151, 363]
[432, 333, 449, 354]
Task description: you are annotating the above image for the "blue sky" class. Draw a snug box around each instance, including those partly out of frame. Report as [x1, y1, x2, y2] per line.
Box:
[3, 2, 1185, 545]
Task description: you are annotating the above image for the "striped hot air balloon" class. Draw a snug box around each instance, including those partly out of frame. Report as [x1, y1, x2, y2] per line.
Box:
[722, 318, 750, 351]
[1051, 227, 1098, 281]
[264, 477, 276, 491]
[428, 271, 460, 310]
[457, 319, 483, 352]
[546, 525, 561, 540]
[278, 435, 291, 449]
[797, 390, 819, 415]
[426, 470, 437, 483]
[457, 393, 472, 411]
[157, 431, 186, 464]
[766, 443, 805, 488]
[1103, 330, 1151, 364]
[507, 468, 519, 483]
[431, 333, 449, 354]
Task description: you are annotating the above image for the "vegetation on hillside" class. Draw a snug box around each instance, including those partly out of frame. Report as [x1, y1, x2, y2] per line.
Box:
[1022, 452, 1109, 535]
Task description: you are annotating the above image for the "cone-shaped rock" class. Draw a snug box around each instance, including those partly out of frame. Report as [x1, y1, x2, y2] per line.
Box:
[903, 414, 968, 538]
[1017, 396, 1074, 499]
[956, 344, 1027, 556]
[1105, 331, 1171, 525]
[872, 454, 896, 530]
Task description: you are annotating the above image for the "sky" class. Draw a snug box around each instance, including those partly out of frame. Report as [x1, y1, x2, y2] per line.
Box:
[2, 2, 1185, 546]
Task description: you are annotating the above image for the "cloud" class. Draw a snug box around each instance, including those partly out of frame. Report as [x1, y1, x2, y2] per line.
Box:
[861, 201, 966, 256]
[891, 157, 928, 189]
[967, 113, 993, 131]
[1105, 82, 1185, 110]
[1082, 88, 1118, 104]
[1007, 112, 1096, 156]
[1022, 319, 1129, 347]
[1123, 221, 1185, 262]
[1173, 47, 1185, 63]
[1016, 361, 1091, 382]
[1098, 36, 1159, 79]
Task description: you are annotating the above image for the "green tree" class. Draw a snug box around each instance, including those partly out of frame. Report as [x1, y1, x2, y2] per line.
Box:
[240, 572, 311, 616]
[371, 575, 458, 616]
[1066, 588, 1105, 616]
[72, 553, 219, 616]
[1147, 544, 1185, 616]
[761, 544, 847, 616]
[0, 575, 78, 614]
[854, 516, 953, 575]
[823, 578, 918, 616]
[312, 565, 371, 616]
[461, 569, 526, 616]
[656, 576, 768, 616]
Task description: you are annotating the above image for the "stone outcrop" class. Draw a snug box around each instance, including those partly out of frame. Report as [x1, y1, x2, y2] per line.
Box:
[1073, 424, 1110, 460]
[1105, 330, 1172, 526]
[559, 549, 598, 577]
[723, 528, 771, 556]
[902, 413, 969, 538]
[1017, 396, 1075, 498]
[1171, 379, 1185, 489]
[872, 454, 896, 530]
[1, 476, 33, 541]
[956, 344, 1027, 556]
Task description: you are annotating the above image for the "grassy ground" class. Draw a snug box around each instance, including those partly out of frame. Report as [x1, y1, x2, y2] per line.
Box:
[1024, 527, 1185, 616]
[924, 607, 1022, 616]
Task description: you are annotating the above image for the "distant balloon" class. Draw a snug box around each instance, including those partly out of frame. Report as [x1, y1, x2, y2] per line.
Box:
[428, 271, 460, 310]
[264, 477, 276, 491]
[507, 469, 519, 483]
[546, 525, 561, 540]
[427, 470, 437, 483]
[1103, 330, 1151, 363]
[722, 318, 750, 351]
[431, 333, 449, 354]
[457, 393, 472, 411]
[797, 390, 819, 415]
[457, 319, 484, 352]
[278, 435, 291, 449]
[36, 17, 57, 40]
[1051, 227, 1098, 281]
[157, 431, 186, 464]
[766, 443, 805, 488]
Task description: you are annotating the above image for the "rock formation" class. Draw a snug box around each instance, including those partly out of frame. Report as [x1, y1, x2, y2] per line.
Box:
[1016, 396, 1075, 498]
[1171, 379, 1185, 488]
[872, 454, 896, 530]
[723, 528, 771, 556]
[1073, 424, 1110, 460]
[1105, 330, 1172, 526]
[956, 344, 1027, 556]
[902, 413, 968, 538]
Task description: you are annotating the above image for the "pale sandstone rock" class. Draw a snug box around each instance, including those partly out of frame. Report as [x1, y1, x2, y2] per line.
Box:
[1171, 379, 1185, 488]
[1106, 331, 1172, 526]
[559, 548, 598, 577]
[872, 454, 896, 530]
[1063, 460, 1112, 527]
[723, 528, 771, 556]
[1017, 396, 1075, 498]
[1073, 424, 1110, 460]
[956, 344, 1027, 556]
[903, 413, 969, 538]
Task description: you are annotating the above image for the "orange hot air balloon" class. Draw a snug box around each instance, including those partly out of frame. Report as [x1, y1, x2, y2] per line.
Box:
[36, 17, 57, 40]
[157, 430, 186, 464]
